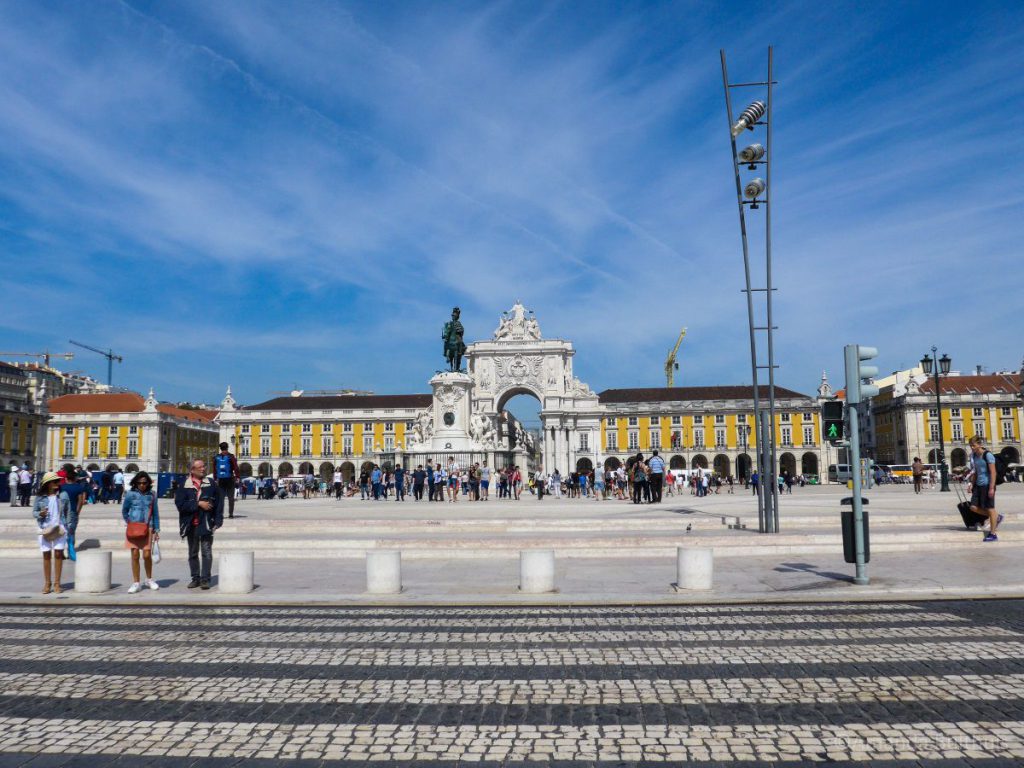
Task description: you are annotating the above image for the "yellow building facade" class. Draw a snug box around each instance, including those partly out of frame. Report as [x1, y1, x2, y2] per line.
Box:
[868, 372, 1023, 468]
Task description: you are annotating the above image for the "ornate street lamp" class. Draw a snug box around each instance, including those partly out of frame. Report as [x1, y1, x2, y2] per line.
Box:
[920, 347, 952, 492]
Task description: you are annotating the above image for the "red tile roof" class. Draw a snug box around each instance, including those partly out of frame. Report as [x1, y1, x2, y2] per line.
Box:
[156, 405, 217, 423]
[48, 393, 146, 413]
[47, 393, 216, 422]
[919, 373, 1022, 397]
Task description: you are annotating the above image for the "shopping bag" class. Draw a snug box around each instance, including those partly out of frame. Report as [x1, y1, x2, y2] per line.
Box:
[151, 538, 161, 564]
[67, 535, 76, 562]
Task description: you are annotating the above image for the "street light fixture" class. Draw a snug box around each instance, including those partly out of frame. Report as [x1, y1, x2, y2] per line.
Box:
[920, 347, 951, 492]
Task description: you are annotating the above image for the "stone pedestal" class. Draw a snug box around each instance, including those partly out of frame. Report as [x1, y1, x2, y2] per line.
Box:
[366, 550, 402, 594]
[675, 547, 713, 591]
[74, 551, 111, 593]
[430, 372, 474, 451]
[219, 552, 254, 593]
[519, 550, 556, 593]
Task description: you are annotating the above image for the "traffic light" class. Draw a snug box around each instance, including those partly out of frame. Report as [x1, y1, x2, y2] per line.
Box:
[822, 400, 844, 444]
[844, 345, 879, 405]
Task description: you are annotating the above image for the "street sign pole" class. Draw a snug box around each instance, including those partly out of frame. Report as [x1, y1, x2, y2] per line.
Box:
[846, 400, 868, 585]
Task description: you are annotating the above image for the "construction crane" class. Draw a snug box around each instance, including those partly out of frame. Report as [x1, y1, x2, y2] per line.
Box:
[664, 327, 687, 387]
[0, 350, 74, 367]
[69, 340, 122, 386]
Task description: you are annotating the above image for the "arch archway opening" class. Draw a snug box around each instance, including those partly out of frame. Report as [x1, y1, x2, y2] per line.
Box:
[713, 454, 730, 477]
[576, 457, 593, 473]
[278, 462, 294, 477]
[1000, 446, 1020, 464]
[106, 464, 119, 472]
[340, 461, 355, 483]
[801, 452, 819, 477]
[318, 462, 334, 482]
[86, 463, 100, 472]
[669, 454, 686, 470]
[238, 462, 253, 478]
[257, 462, 273, 478]
[360, 461, 375, 474]
[691, 454, 708, 470]
[497, 389, 543, 454]
[298, 461, 314, 475]
[604, 456, 622, 471]
[736, 453, 752, 480]
[779, 452, 796, 477]
[928, 448, 940, 464]
[125, 463, 139, 473]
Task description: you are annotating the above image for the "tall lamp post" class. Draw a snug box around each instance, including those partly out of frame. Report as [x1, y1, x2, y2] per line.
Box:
[920, 347, 951, 492]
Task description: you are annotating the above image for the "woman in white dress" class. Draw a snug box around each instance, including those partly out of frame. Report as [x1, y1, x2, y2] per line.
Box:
[32, 472, 70, 594]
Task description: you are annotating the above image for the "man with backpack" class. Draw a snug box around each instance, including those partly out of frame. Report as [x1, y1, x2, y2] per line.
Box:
[968, 435, 1003, 542]
[212, 442, 240, 519]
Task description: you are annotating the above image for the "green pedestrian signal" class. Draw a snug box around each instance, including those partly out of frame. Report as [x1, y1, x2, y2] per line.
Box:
[822, 400, 845, 444]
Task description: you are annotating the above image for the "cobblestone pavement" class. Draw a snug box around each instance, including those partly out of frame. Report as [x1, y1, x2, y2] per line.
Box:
[0, 600, 1023, 766]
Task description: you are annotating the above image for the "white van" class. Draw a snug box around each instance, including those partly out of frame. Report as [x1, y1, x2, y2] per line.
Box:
[827, 464, 853, 483]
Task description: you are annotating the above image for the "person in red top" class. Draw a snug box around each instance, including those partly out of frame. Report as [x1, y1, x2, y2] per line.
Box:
[174, 459, 223, 590]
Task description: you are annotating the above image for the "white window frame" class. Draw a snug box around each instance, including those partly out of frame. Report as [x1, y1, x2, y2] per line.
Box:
[803, 425, 814, 445]
[281, 437, 292, 456]
[627, 431, 639, 450]
[322, 436, 333, 455]
[1002, 421, 1013, 440]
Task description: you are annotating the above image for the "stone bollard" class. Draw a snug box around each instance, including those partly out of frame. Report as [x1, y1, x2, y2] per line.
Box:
[519, 550, 556, 593]
[366, 550, 402, 594]
[75, 550, 111, 593]
[676, 547, 713, 591]
[219, 551, 254, 594]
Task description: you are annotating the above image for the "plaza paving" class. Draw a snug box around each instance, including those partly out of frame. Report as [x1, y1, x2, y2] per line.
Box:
[0, 599, 1022, 765]
[0, 483, 1020, 603]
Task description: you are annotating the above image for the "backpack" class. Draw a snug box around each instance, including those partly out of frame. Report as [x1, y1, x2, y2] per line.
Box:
[214, 454, 233, 480]
[992, 451, 1009, 486]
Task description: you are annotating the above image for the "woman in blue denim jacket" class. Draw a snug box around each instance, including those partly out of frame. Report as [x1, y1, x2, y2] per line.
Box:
[33, 472, 70, 594]
[121, 471, 160, 594]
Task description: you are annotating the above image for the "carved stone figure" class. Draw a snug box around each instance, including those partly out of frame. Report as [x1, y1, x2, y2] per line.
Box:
[408, 410, 434, 446]
[493, 301, 543, 341]
[443, 307, 467, 371]
[470, 412, 496, 447]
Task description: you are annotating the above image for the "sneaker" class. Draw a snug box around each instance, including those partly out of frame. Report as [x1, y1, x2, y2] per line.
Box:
[997, 514, 1004, 527]
[983, 533, 998, 543]
[127, 582, 142, 594]
[187, 578, 201, 589]
[200, 580, 211, 590]
[145, 579, 160, 590]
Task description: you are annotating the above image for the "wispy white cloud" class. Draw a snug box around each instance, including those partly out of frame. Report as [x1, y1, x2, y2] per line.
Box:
[1, 0, 1021, 403]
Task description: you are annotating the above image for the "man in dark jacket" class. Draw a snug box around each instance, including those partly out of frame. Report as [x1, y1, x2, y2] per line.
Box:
[175, 459, 224, 590]
[212, 443, 240, 519]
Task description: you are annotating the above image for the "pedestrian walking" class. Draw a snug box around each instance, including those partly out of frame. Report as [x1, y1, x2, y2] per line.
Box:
[912, 457, 924, 494]
[18, 465, 32, 507]
[333, 469, 343, 499]
[7, 464, 18, 507]
[648, 450, 665, 502]
[174, 459, 223, 590]
[33, 472, 69, 594]
[213, 443, 240, 518]
[968, 436, 1001, 542]
[112, 467, 125, 504]
[59, 463, 88, 554]
[394, 465, 406, 501]
[121, 471, 160, 593]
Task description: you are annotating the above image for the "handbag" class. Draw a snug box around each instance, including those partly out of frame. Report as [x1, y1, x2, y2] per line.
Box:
[67, 535, 76, 561]
[151, 538, 161, 564]
[41, 524, 63, 542]
[126, 492, 154, 539]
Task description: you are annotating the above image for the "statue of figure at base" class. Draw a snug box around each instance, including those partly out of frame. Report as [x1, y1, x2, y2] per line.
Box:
[442, 306, 467, 372]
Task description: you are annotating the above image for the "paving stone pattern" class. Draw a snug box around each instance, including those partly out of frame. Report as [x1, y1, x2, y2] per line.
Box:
[0, 600, 1023, 766]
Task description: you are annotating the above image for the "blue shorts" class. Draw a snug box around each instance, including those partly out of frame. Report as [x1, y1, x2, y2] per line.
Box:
[481, 480, 489, 489]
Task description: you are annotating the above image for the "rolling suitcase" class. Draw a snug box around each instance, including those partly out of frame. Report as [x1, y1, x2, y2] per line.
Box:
[954, 481, 987, 529]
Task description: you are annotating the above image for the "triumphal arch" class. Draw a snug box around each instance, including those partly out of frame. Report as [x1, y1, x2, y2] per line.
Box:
[403, 302, 602, 474]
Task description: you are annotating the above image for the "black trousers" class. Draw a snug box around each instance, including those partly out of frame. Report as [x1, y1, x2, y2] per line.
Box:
[413, 483, 424, 500]
[427, 482, 435, 501]
[185, 527, 213, 581]
[650, 474, 663, 503]
[218, 479, 235, 518]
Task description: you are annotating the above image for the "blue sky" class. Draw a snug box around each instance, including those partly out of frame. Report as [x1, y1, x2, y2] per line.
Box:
[2, 0, 1022, 411]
